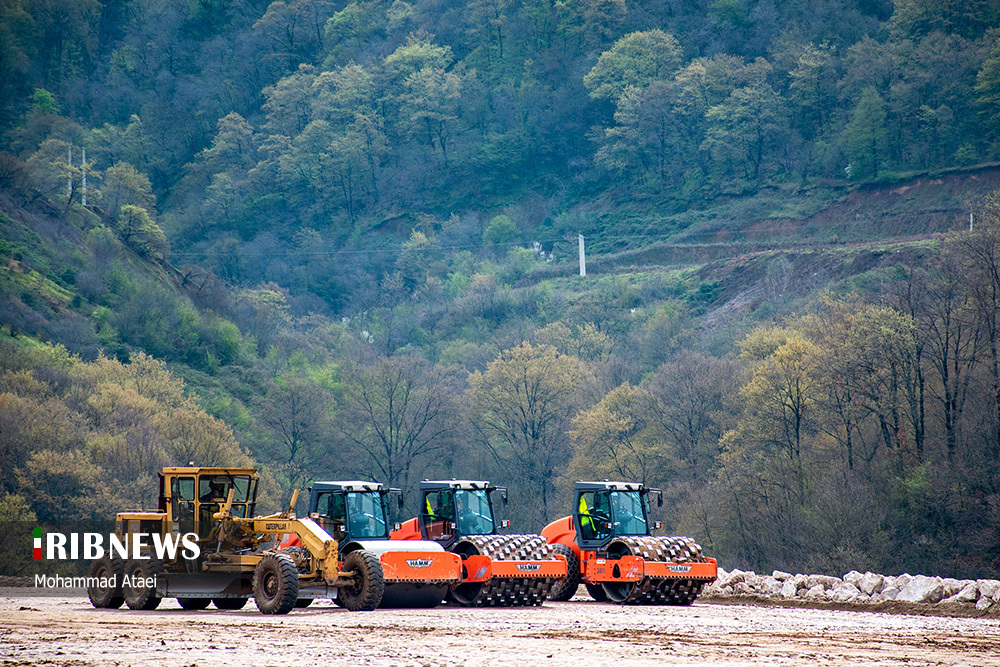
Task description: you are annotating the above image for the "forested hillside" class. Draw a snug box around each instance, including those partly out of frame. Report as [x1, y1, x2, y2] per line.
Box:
[4, 0, 1000, 578]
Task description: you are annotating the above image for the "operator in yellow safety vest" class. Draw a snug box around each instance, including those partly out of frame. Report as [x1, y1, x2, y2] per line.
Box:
[579, 494, 595, 539]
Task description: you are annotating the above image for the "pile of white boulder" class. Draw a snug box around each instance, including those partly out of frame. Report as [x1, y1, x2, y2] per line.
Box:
[703, 567, 1000, 610]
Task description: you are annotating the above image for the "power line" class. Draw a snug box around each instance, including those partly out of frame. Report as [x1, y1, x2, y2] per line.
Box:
[167, 231, 784, 259]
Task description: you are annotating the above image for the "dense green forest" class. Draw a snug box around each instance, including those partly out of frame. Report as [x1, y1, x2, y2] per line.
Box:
[5, 0, 1000, 578]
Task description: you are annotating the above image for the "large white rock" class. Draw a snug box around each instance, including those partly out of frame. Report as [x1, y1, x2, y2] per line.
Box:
[897, 575, 944, 603]
[896, 573, 913, 589]
[843, 570, 864, 588]
[772, 570, 792, 581]
[780, 579, 798, 599]
[944, 583, 978, 604]
[976, 596, 993, 611]
[722, 569, 746, 587]
[804, 584, 827, 601]
[942, 578, 964, 599]
[807, 575, 842, 590]
[734, 582, 754, 595]
[978, 579, 1000, 600]
[879, 586, 900, 601]
[859, 572, 884, 596]
[763, 578, 783, 596]
[832, 582, 862, 602]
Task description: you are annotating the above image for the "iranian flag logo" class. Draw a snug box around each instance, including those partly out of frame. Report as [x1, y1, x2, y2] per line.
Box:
[33, 528, 42, 559]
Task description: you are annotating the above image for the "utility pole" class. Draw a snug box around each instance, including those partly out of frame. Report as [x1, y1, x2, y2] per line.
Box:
[971, 212, 974, 232]
[67, 146, 73, 201]
[578, 234, 586, 277]
[81, 147, 87, 207]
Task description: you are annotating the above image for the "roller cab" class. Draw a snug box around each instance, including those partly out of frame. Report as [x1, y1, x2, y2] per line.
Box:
[298, 480, 462, 608]
[389, 480, 567, 606]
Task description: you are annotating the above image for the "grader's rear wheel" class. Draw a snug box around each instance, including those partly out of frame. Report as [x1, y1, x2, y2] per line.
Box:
[337, 550, 384, 611]
[547, 544, 580, 601]
[213, 597, 248, 610]
[177, 597, 211, 610]
[87, 555, 125, 609]
[252, 554, 299, 615]
[122, 557, 163, 610]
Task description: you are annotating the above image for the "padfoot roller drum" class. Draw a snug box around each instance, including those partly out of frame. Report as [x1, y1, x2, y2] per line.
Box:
[450, 535, 561, 606]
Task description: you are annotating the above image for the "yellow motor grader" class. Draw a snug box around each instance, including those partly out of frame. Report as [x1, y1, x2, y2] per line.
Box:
[85, 467, 384, 614]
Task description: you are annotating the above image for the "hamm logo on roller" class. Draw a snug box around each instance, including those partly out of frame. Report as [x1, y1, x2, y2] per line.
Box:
[516, 563, 541, 572]
[405, 559, 433, 568]
[669, 565, 692, 573]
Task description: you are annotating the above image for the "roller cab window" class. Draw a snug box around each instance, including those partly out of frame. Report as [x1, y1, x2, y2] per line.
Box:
[609, 491, 648, 536]
[422, 490, 455, 541]
[577, 491, 612, 541]
[454, 490, 494, 536]
[345, 492, 389, 539]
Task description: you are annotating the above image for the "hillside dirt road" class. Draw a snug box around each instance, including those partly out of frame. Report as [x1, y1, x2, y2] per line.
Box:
[2, 592, 999, 666]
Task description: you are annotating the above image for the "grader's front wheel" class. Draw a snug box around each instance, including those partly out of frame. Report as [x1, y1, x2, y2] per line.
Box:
[122, 557, 163, 610]
[337, 550, 384, 611]
[87, 555, 125, 609]
[252, 553, 299, 615]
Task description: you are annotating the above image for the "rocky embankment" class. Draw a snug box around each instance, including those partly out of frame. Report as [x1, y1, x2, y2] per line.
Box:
[703, 567, 1000, 610]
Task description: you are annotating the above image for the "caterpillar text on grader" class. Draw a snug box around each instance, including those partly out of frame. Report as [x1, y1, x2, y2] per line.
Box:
[541, 481, 717, 604]
[390, 480, 567, 606]
[86, 467, 385, 614]
[279, 480, 462, 608]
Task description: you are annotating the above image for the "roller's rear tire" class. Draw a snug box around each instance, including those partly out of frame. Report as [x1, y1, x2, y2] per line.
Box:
[177, 597, 211, 610]
[122, 557, 163, 610]
[585, 583, 608, 601]
[338, 550, 384, 611]
[213, 597, 248, 610]
[253, 553, 299, 615]
[547, 544, 580, 601]
[87, 555, 125, 609]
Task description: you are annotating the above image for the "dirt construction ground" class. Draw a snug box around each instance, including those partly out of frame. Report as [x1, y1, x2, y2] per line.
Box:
[3, 592, 1000, 667]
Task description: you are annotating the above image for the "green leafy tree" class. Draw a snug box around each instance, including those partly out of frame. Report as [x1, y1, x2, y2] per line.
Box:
[263, 65, 318, 136]
[568, 383, 663, 484]
[841, 86, 889, 179]
[115, 205, 168, 259]
[337, 356, 458, 510]
[975, 37, 1000, 138]
[703, 78, 788, 183]
[483, 214, 518, 245]
[583, 30, 683, 102]
[467, 343, 595, 525]
[99, 161, 155, 219]
[399, 67, 464, 165]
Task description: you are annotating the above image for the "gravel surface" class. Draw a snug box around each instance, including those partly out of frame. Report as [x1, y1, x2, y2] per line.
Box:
[2, 592, 1000, 666]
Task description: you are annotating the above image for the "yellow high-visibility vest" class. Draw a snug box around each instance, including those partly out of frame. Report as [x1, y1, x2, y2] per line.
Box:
[579, 495, 593, 529]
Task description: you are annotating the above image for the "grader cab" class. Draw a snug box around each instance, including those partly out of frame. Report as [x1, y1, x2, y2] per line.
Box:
[86, 467, 385, 614]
